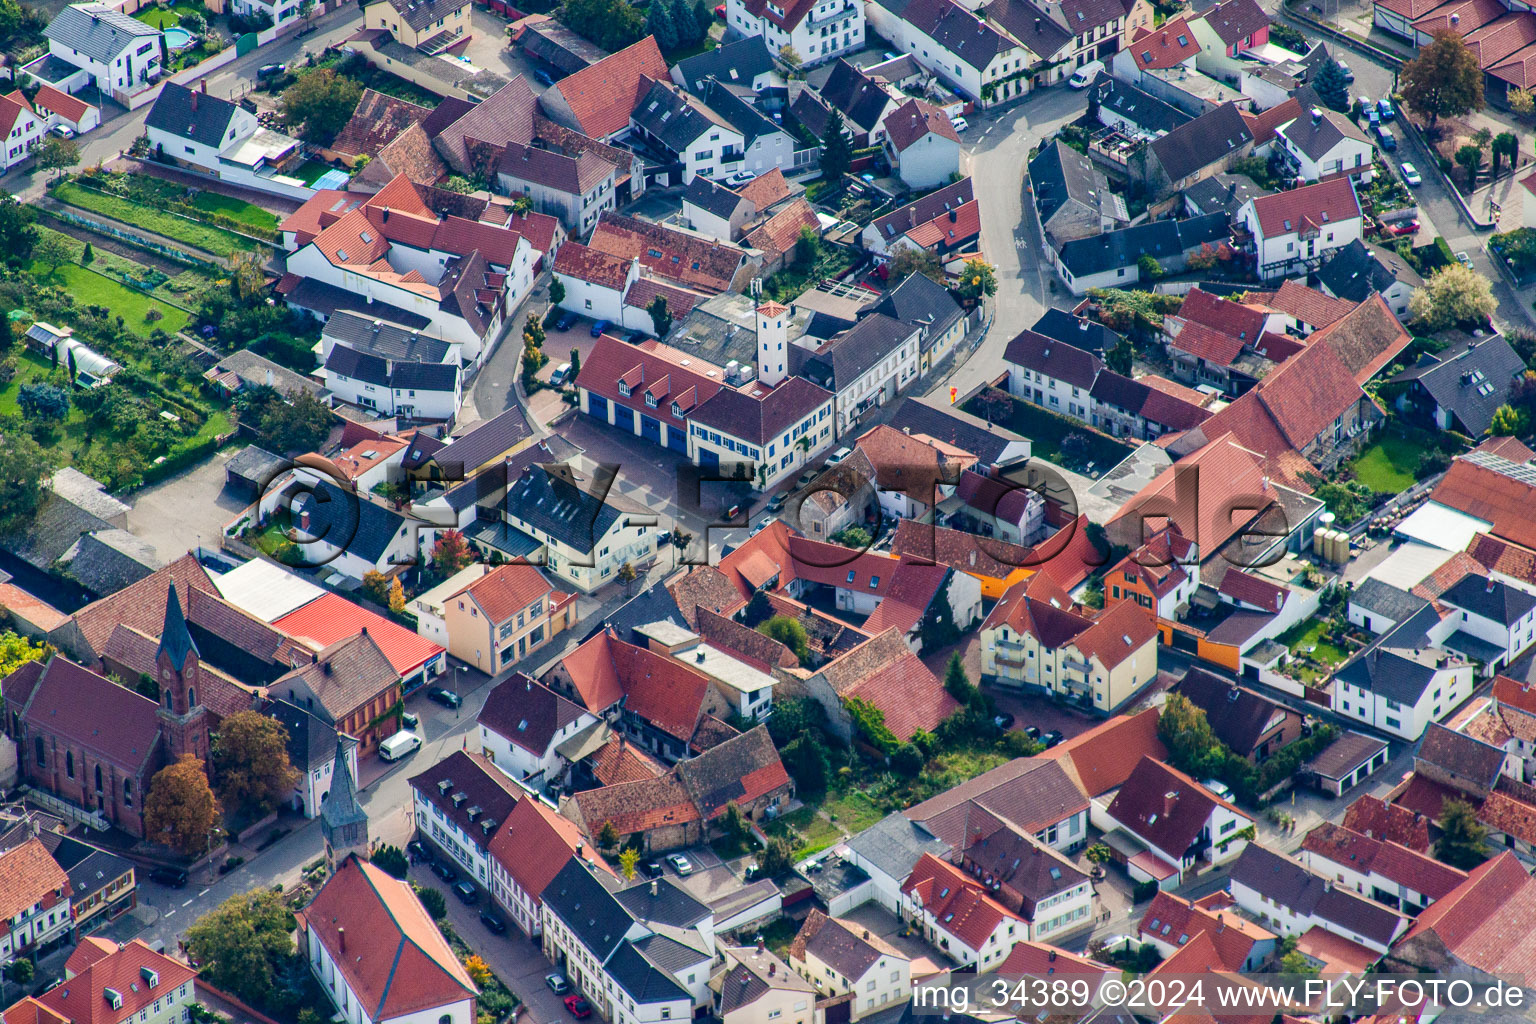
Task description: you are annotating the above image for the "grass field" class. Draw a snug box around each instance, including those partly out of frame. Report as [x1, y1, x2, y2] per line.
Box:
[765, 805, 842, 860]
[293, 159, 333, 186]
[821, 790, 884, 834]
[1277, 617, 1350, 683]
[185, 190, 281, 232]
[27, 261, 191, 336]
[52, 182, 256, 257]
[1352, 434, 1421, 493]
[134, 6, 180, 27]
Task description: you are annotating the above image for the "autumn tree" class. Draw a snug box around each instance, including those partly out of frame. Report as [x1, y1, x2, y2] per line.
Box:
[186, 889, 296, 1008]
[619, 847, 640, 879]
[144, 753, 221, 856]
[1512, 88, 1536, 115]
[462, 955, 493, 988]
[779, 44, 803, 68]
[361, 570, 391, 605]
[432, 529, 475, 576]
[1435, 798, 1490, 869]
[212, 710, 301, 817]
[280, 68, 363, 144]
[617, 561, 639, 593]
[1490, 404, 1526, 436]
[0, 631, 48, 678]
[1409, 262, 1497, 330]
[888, 246, 944, 284]
[599, 820, 621, 848]
[956, 258, 997, 303]
[1400, 30, 1484, 129]
[388, 576, 407, 614]
[229, 250, 268, 303]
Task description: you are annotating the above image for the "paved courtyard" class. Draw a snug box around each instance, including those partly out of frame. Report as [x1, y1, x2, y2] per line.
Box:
[126, 447, 256, 563]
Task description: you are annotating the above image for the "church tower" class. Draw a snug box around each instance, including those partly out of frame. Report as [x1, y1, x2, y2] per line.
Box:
[155, 587, 210, 763]
[322, 738, 368, 874]
[756, 301, 788, 387]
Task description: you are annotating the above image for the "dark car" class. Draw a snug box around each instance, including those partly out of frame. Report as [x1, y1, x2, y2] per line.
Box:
[1023, 726, 1041, 740]
[454, 880, 478, 904]
[1042, 730, 1063, 748]
[149, 867, 188, 888]
[555, 311, 577, 331]
[407, 840, 428, 862]
[480, 911, 508, 934]
[565, 996, 593, 1019]
[433, 861, 458, 883]
[257, 63, 287, 79]
[765, 493, 787, 513]
[428, 687, 462, 709]
[590, 319, 611, 338]
[534, 68, 556, 87]
[993, 713, 1015, 730]
[642, 860, 665, 878]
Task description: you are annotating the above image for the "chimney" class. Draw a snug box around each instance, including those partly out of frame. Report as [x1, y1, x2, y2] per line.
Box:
[949, 209, 957, 223]
[383, 208, 391, 222]
[769, 962, 777, 977]
[299, 509, 311, 532]
[190, 90, 198, 113]
[1163, 790, 1177, 817]
[201, 80, 207, 93]
[577, 841, 584, 857]
[338, 927, 346, 953]
[1487, 577, 1496, 594]
[757, 938, 766, 953]
[1311, 106, 1322, 125]
[1047, 950, 1057, 962]
[650, 879, 659, 896]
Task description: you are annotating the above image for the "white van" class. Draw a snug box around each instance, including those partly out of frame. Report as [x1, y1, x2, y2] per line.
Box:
[1069, 60, 1105, 88]
[380, 731, 422, 762]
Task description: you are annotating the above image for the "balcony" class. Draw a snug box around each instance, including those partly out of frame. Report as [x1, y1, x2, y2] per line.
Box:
[808, 2, 856, 25]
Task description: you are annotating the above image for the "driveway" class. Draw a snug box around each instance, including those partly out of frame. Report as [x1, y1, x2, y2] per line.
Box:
[465, 6, 557, 95]
[126, 447, 257, 563]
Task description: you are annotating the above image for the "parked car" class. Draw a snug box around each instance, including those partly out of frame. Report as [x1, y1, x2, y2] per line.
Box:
[993, 713, 1015, 729]
[550, 362, 573, 386]
[724, 170, 756, 186]
[257, 63, 287, 79]
[667, 853, 694, 876]
[379, 731, 420, 761]
[453, 880, 478, 904]
[1457, 251, 1473, 267]
[433, 861, 457, 883]
[643, 860, 665, 878]
[427, 686, 461, 709]
[534, 68, 556, 87]
[50, 125, 75, 139]
[951, 115, 969, 132]
[480, 911, 508, 934]
[714, 3, 725, 15]
[148, 867, 188, 888]
[1337, 59, 1354, 82]
[826, 446, 852, 464]
[765, 492, 787, 513]
[546, 975, 571, 996]
[1378, 97, 1395, 121]
[1368, 105, 1381, 125]
[1374, 123, 1396, 152]
[1041, 730, 1063, 748]
[1400, 162, 1422, 187]
[590, 319, 611, 337]
[565, 996, 592, 1019]
[407, 840, 428, 862]
[554, 311, 577, 331]
[1023, 725, 1041, 740]
[401, 710, 420, 730]
[1387, 219, 1419, 236]
[749, 516, 774, 537]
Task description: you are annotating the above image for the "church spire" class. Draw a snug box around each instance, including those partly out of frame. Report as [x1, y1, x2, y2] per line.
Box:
[155, 586, 198, 673]
[322, 736, 369, 873]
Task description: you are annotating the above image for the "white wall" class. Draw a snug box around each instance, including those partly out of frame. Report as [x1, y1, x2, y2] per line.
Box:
[310, 924, 474, 1024]
[894, 132, 960, 190]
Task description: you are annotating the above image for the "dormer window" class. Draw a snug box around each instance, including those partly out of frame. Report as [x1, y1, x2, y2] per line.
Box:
[618, 381, 632, 397]
[646, 393, 658, 408]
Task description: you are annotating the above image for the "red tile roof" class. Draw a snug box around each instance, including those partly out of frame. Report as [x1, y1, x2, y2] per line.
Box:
[1301, 822, 1465, 900]
[569, 772, 701, 835]
[1139, 890, 1273, 970]
[863, 562, 949, 636]
[588, 213, 743, 291]
[0, 838, 68, 924]
[1430, 457, 1536, 551]
[901, 198, 982, 251]
[738, 0, 818, 31]
[1261, 280, 1355, 328]
[745, 199, 821, 262]
[454, 563, 558, 623]
[902, 854, 1024, 950]
[71, 554, 217, 660]
[1310, 294, 1411, 384]
[1110, 432, 1280, 555]
[1072, 598, 1159, 670]
[275, 592, 444, 676]
[554, 240, 631, 290]
[1040, 707, 1167, 797]
[488, 790, 614, 906]
[1342, 794, 1431, 851]
[589, 733, 669, 784]
[995, 941, 1116, 980]
[1247, 176, 1361, 238]
[39, 940, 195, 1024]
[1412, 0, 1506, 35]
[1242, 94, 1308, 146]
[1130, 18, 1202, 68]
[1219, 569, 1289, 612]
[556, 631, 627, 711]
[884, 98, 960, 151]
[551, 36, 669, 139]
[1108, 757, 1248, 854]
[1400, 852, 1536, 976]
[576, 335, 722, 433]
[0, 91, 35, 139]
[1178, 288, 1269, 343]
[1167, 320, 1245, 366]
[32, 84, 89, 124]
[737, 168, 792, 210]
[303, 855, 478, 1017]
[11, 657, 161, 773]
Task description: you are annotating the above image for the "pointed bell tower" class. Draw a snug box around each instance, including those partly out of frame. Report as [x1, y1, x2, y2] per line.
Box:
[322, 737, 369, 874]
[155, 587, 210, 764]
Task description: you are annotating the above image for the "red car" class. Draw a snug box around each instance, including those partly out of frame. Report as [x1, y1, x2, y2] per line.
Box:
[714, 4, 726, 16]
[565, 996, 592, 1019]
[1387, 219, 1420, 237]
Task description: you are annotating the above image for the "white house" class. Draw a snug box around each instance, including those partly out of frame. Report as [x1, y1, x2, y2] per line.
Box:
[1273, 107, 1376, 184]
[1229, 843, 1410, 954]
[1103, 757, 1253, 888]
[31, 83, 100, 135]
[305, 855, 479, 1024]
[0, 839, 72, 961]
[1002, 328, 1102, 422]
[145, 83, 309, 200]
[900, 854, 1027, 972]
[488, 797, 614, 939]
[323, 347, 461, 420]
[1298, 821, 1467, 916]
[629, 78, 746, 186]
[1436, 573, 1536, 672]
[0, 91, 46, 173]
[501, 463, 661, 593]
[410, 749, 523, 890]
[725, 0, 864, 66]
[478, 674, 596, 782]
[497, 140, 618, 234]
[1332, 609, 1476, 740]
[864, 0, 1035, 106]
[788, 910, 911, 1020]
[41, 4, 161, 102]
[1237, 175, 1363, 280]
[794, 313, 920, 439]
[881, 99, 961, 190]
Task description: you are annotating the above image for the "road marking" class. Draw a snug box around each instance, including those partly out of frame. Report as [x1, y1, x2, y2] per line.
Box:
[164, 910, 175, 918]
[199, 888, 210, 896]
[182, 898, 195, 906]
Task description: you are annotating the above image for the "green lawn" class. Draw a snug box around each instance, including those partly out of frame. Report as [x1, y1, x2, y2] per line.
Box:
[964, 389, 1132, 474]
[51, 182, 256, 257]
[27, 261, 191, 336]
[1352, 434, 1421, 493]
[185, 190, 281, 232]
[1277, 617, 1350, 682]
[293, 159, 333, 186]
[822, 790, 884, 834]
[134, 6, 180, 27]
[764, 805, 841, 860]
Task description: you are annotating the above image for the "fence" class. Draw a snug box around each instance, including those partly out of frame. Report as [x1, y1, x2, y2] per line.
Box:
[36, 205, 226, 271]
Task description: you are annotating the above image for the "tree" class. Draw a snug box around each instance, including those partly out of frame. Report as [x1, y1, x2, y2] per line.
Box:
[721, 802, 752, 848]
[820, 109, 852, 182]
[1157, 693, 1223, 777]
[37, 133, 80, 180]
[647, 294, 673, 336]
[1280, 950, 1317, 975]
[18, 382, 69, 422]
[415, 884, 448, 919]
[229, 250, 268, 303]
[462, 955, 493, 988]
[619, 847, 640, 879]
[1491, 403, 1526, 436]
[1435, 798, 1490, 869]
[758, 836, 794, 876]
[6, 958, 33, 985]
[1512, 88, 1536, 115]
[388, 576, 406, 614]
[511, 195, 532, 215]
[80, 242, 93, 266]
[888, 246, 944, 284]
[779, 44, 803, 68]
[32, 231, 74, 277]
[144, 753, 221, 855]
[671, 0, 700, 44]
[891, 742, 924, 777]
[361, 570, 391, 606]
[1137, 254, 1165, 281]
[258, 388, 333, 453]
[1399, 30, 1484, 129]
[1085, 843, 1112, 866]
[795, 225, 823, 268]
[0, 431, 54, 528]
[781, 734, 829, 794]
[1314, 58, 1350, 112]
[598, 820, 621, 848]
[280, 68, 364, 144]
[372, 844, 409, 878]
[1492, 132, 1519, 179]
[758, 615, 810, 663]
[955, 258, 997, 303]
[524, 310, 546, 350]
[0, 195, 38, 268]
[743, 590, 773, 627]
[693, 0, 712, 36]
[549, 278, 566, 307]
[559, 0, 644, 50]
[616, 561, 639, 593]
[1409, 262, 1497, 330]
[569, 347, 582, 379]
[829, 524, 872, 548]
[1456, 143, 1483, 188]
[0, 631, 48, 679]
[1106, 338, 1134, 375]
[431, 529, 475, 575]
[944, 652, 977, 703]
[212, 711, 301, 818]
[646, 0, 678, 50]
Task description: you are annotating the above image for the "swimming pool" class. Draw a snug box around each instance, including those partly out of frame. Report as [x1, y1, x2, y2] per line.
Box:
[164, 26, 194, 48]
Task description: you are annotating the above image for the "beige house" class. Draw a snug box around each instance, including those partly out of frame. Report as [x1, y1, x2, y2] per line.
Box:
[363, 0, 470, 50]
[715, 946, 821, 1024]
[443, 563, 576, 673]
[789, 911, 911, 1021]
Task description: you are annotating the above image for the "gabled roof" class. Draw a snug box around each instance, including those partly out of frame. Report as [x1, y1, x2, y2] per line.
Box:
[1274, 106, 1373, 161]
[790, 909, 908, 979]
[551, 36, 670, 139]
[303, 855, 478, 1017]
[1438, 571, 1536, 626]
[38, 940, 196, 1024]
[1129, 17, 1202, 69]
[408, 749, 522, 848]
[1342, 793, 1431, 851]
[479, 673, 587, 756]
[800, 314, 921, 391]
[0, 838, 69, 924]
[1400, 852, 1536, 976]
[690, 375, 832, 446]
[1040, 707, 1167, 797]
[902, 854, 1024, 949]
[1107, 757, 1246, 853]
[569, 770, 702, 837]
[434, 79, 536, 173]
[45, 3, 158, 64]
[331, 89, 433, 159]
[1139, 890, 1274, 970]
[1415, 721, 1507, 791]
[489, 794, 613, 908]
[674, 725, 789, 818]
[588, 212, 744, 291]
[1150, 102, 1252, 182]
[907, 756, 1090, 845]
[870, 178, 975, 243]
[631, 76, 730, 154]
[1030, 140, 1112, 228]
[1088, 73, 1192, 135]
[146, 82, 238, 149]
[1387, 333, 1523, 435]
[1300, 821, 1466, 900]
[884, 97, 959, 151]
[9, 657, 161, 773]
[1173, 667, 1291, 754]
[1246, 175, 1361, 237]
[1229, 843, 1407, 947]
[1318, 238, 1425, 304]
[672, 36, 776, 92]
[1002, 329, 1102, 389]
[1197, 0, 1270, 45]
[1309, 293, 1412, 384]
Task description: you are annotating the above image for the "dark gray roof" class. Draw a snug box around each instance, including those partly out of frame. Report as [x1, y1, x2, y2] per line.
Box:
[282, 277, 434, 332]
[48, 834, 133, 900]
[870, 177, 973, 243]
[323, 311, 455, 364]
[1030, 139, 1109, 226]
[1416, 721, 1506, 790]
[690, 376, 832, 446]
[147, 83, 239, 149]
[380, 0, 470, 34]
[226, 445, 287, 486]
[684, 175, 748, 220]
[1002, 329, 1103, 389]
[292, 480, 407, 563]
[700, 79, 784, 148]
[1334, 606, 1449, 705]
[1183, 173, 1274, 218]
[45, 3, 158, 63]
[321, 736, 368, 829]
[615, 876, 712, 927]
[632, 79, 722, 155]
[1349, 578, 1428, 624]
[1057, 215, 1228, 277]
[1386, 334, 1523, 437]
[1275, 106, 1372, 161]
[845, 811, 950, 881]
[875, 0, 1016, 71]
[5, 492, 114, 571]
[1303, 730, 1389, 781]
[1173, 667, 1289, 755]
[440, 434, 580, 512]
[326, 345, 392, 388]
[544, 857, 632, 961]
[266, 696, 344, 773]
[884, 398, 1027, 468]
[1317, 239, 1423, 303]
[1439, 572, 1536, 626]
[1030, 308, 1121, 357]
[674, 37, 777, 93]
[606, 942, 691, 1004]
[1149, 102, 1253, 182]
[873, 272, 964, 353]
[505, 464, 622, 555]
[631, 933, 710, 973]
[979, 0, 1073, 61]
[816, 60, 891, 134]
[1230, 843, 1405, 946]
[1089, 73, 1191, 135]
[66, 529, 159, 598]
[433, 404, 535, 477]
[390, 360, 458, 392]
[584, 581, 686, 644]
[796, 314, 919, 391]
